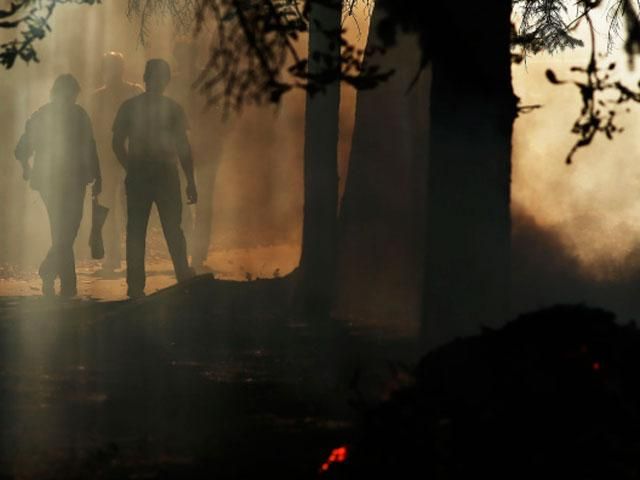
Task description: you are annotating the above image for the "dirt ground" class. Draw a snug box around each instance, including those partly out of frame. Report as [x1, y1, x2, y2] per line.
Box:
[0, 231, 299, 300]
[0, 265, 419, 479]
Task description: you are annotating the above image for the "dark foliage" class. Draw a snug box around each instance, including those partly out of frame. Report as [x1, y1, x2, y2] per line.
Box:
[323, 305, 640, 479]
[5, 0, 640, 120]
[514, 0, 585, 54]
[545, 12, 640, 163]
[123, 0, 640, 113]
[0, 0, 99, 69]
[126, 0, 390, 113]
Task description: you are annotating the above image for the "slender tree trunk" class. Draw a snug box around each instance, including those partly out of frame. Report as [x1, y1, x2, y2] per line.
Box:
[422, 0, 518, 349]
[296, 0, 342, 321]
[336, 5, 430, 330]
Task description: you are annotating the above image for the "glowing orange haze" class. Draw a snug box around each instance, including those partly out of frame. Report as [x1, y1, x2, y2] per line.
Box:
[3, 3, 639, 297]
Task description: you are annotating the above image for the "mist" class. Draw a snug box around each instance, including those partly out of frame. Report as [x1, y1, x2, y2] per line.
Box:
[2, 2, 640, 325]
[0, 1, 368, 297]
[510, 13, 640, 322]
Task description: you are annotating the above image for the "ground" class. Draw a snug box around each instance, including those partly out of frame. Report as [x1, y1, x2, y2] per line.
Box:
[0, 232, 299, 300]
[0, 250, 418, 479]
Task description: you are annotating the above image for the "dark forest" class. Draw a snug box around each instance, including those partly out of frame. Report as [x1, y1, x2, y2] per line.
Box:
[3, 0, 640, 478]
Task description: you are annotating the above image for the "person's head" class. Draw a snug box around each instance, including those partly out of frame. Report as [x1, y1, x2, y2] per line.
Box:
[50, 74, 81, 104]
[102, 51, 125, 85]
[143, 58, 171, 94]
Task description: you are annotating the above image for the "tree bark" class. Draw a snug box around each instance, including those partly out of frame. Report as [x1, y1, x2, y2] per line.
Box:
[295, 0, 342, 322]
[422, 0, 518, 349]
[336, 5, 430, 330]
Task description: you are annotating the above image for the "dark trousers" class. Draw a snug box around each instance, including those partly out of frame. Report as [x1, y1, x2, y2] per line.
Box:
[100, 158, 126, 268]
[190, 158, 220, 266]
[39, 184, 86, 294]
[125, 164, 191, 295]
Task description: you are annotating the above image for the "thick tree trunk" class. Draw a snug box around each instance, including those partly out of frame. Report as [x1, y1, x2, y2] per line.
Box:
[336, 5, 430, 330]
[422, 0, 518, 349]
[296, 0, 342, 321]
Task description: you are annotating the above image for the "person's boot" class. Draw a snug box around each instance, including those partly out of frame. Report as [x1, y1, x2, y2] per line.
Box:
[59, 285, 77, 300]
[41, 275, 55, 297]
[59, 266, 77, 299]
[127, 287, 145, 300]
[176, 266, 196, 283]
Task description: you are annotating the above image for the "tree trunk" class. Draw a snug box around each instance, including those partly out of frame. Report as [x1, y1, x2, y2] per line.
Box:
[336, 5, 430, 331]
[422, 0, 518, 349]
[296, 0, 342, 322]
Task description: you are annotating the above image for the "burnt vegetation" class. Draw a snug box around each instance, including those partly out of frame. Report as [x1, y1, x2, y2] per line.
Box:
[323, 305, 640, 479]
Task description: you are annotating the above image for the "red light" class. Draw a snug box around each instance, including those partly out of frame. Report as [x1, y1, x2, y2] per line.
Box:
[592, 362, 601, 372]
[320, 445, 349, 473]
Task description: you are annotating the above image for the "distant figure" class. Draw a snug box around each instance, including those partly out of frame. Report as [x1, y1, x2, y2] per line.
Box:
[112, 59, 197, 299]
[170, 38, 225, 271]
[90, 52, 143, 274]
[15, 74, 102, 297]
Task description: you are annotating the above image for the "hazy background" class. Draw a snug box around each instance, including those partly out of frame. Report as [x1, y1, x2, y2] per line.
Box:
[0, 1, 368, 283]
[2, 2, 640, 321]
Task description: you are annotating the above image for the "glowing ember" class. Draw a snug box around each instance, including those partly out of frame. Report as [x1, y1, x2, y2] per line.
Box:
[320, 445, 349, 473]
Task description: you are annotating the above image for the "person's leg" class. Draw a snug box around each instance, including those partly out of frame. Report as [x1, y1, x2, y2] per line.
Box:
[125, 175, 153, 297]
[58, 185, 86, 297]
[38, 190, 60, 296]
[191, 158, 219, 269]
[155, 168, 193, 282]
[100, 163, 124, 271]
[179, 168, 194, 257]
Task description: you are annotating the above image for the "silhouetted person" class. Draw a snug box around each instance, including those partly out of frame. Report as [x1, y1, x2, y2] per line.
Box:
[170, 38, 225, 271]
[15, 74, 101, 297]
[90, 52, 143, 274]
[112, 59, 197, 298]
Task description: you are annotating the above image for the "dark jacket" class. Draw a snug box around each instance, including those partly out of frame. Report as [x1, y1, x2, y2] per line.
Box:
[15, 102, 100, 191]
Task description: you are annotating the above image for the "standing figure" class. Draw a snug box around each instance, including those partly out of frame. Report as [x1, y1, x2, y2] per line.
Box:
[90, 52, 143, 274]
[169, 38, 225, 271]
[15, 74, 102, 298]
[112, 59, 197, 299]
[189, 114, 224, 271]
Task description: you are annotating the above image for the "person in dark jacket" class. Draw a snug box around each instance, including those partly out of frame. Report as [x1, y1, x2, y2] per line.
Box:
[112, 59, 196, 299]
[15, 74, 102, 298]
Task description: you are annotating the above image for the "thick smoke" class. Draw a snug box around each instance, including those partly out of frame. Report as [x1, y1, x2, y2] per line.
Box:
[511, 15, 640, 323]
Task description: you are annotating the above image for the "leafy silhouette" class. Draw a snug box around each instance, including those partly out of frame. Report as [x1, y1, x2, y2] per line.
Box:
[545, 13, 640, 163]
[126, 0, 389, 114]
[0, 0, 99, 69]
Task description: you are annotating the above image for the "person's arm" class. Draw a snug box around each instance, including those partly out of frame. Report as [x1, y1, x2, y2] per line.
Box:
[14, 117, 34, 181]
[112, 103, 130, 171]
[175, 105, 197, 204]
